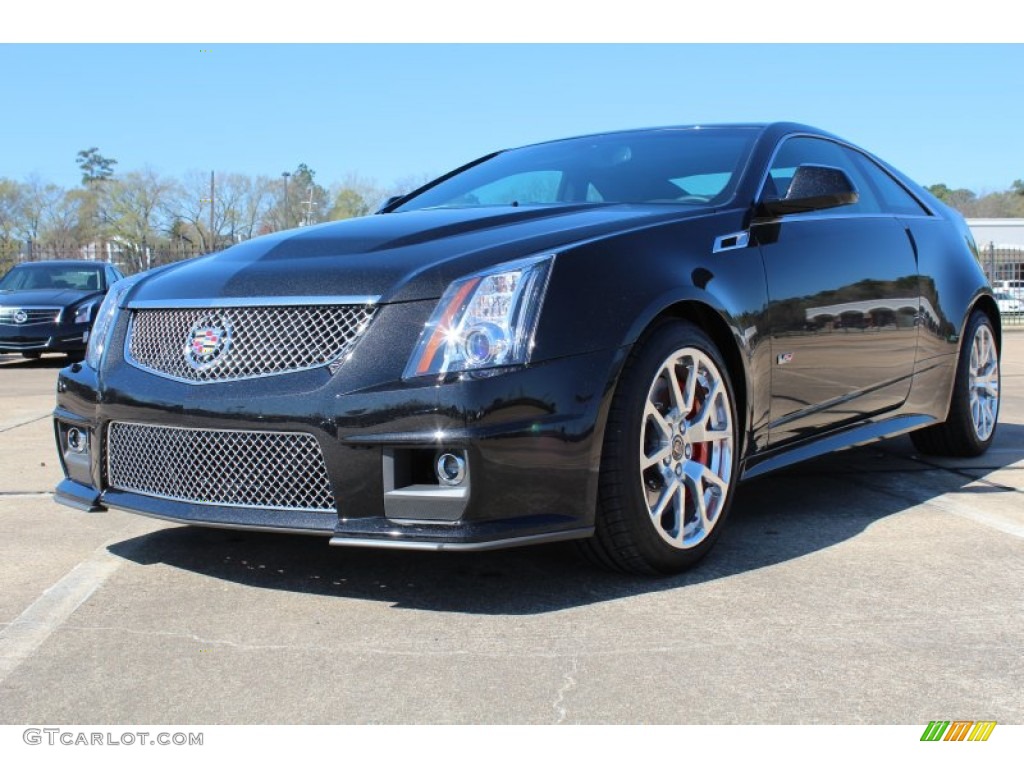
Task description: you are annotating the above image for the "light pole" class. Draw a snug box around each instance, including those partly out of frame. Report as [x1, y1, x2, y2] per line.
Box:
[281, 172, 291, 229]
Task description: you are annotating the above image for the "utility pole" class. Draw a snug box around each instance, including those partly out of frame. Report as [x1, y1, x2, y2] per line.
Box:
[302, 187, 315, 227]
[282, 171, 291, 229]
[209, 171, 216, 252]
[200, 173, 216, 254]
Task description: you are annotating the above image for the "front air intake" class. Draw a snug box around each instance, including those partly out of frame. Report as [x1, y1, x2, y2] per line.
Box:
[106, 422, 336, 512]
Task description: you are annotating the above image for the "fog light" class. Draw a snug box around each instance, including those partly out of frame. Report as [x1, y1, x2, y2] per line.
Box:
[436, 452, 466, 486]
[67, 427, 88, 454]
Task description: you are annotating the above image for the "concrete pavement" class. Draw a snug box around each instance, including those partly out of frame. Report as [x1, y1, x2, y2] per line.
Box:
[0, 336, 1021, 724]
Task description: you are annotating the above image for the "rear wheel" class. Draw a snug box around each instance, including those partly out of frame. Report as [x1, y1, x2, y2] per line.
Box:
[580, 320, 739, 575]
[911, 310, 999, 457]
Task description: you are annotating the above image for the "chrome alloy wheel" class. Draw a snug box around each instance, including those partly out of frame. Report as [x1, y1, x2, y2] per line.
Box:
[968, 322, 999, 441]
[639, 348, 734, 550]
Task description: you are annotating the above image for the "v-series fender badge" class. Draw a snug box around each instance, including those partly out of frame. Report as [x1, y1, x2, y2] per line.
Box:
[777, 352, 794, 365]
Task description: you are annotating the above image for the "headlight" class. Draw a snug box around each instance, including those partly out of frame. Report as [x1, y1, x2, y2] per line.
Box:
[73, 301, 96, 325]
[85, 275, 141, 369]
[404, 254, 554, 379]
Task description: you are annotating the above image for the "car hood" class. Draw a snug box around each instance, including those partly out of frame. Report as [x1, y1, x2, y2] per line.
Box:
[0, 288, 100, 307]
[129, 204, 711, 304]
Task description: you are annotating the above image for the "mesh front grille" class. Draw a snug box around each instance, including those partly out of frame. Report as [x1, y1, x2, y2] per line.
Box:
[127, 304, 375, 382]
[106, 422, 336, 512]
[0, 307, 61, 325]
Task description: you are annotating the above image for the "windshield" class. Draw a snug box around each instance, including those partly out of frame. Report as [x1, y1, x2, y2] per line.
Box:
[393, 128, 759, 212]
[0, 263, 107, 292]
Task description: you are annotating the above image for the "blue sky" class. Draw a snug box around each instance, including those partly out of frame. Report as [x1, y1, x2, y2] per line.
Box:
[2, 44, 1022, 193]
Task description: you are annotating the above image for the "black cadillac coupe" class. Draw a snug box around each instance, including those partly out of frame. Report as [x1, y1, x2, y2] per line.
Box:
[1, 260, 124, 359]
[53, 123, 1001, 574]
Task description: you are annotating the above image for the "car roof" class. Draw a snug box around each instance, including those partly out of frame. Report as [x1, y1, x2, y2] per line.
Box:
[511, 122, 838, 151]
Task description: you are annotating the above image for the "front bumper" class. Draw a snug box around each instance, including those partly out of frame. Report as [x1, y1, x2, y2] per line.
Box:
[0, 322, 89, 354]
[53, 340, 626, 550]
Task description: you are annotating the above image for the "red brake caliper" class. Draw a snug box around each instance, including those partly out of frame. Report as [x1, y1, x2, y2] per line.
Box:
[686, 382, 711, 467]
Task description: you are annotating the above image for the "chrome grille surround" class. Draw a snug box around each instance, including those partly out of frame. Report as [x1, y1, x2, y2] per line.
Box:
[106, 422, 336, 512]
[125, 299, 377, 383]
[0, 306, 61, 325]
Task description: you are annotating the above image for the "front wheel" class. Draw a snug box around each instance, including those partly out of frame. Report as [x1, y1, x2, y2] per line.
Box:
[911, 310, 1000, 457]
[580, 320, 739, 575]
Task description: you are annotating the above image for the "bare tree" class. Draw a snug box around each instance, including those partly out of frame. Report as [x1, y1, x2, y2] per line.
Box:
[39, 188, 88, 252]
[328, 173, 387, 220]
[165, 170, 271, 252]
[101, 168, 176, 271]
[0, 179, 24, 254]
[387, 172, 435, 200]
[164, 170, 216, 253]
[17, 175, 57, 248]
[0, 179, 27, 270]
[240, 175, 277, 240]
[214, 173, 275, 243]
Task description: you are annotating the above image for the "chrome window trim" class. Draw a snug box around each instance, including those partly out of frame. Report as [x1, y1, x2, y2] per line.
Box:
[126, 295, 380, 309]
[754, 132, 937, 218]
[762, 212, 913, 225]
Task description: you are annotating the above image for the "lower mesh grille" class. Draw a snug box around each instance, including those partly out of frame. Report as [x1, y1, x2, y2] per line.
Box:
[106, 422, 335, 512]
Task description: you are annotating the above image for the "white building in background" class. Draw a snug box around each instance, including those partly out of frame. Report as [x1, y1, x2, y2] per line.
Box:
[967, 219, 1024, 251]
[967, 219, 1024, 283]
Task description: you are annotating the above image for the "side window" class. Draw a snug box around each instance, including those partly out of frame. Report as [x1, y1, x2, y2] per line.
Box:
[764, 136, 881, 215]
[846, 151, 930, 216]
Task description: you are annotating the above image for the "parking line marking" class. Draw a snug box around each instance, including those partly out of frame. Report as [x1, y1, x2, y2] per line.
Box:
[927, 497, 1024, 539]
[0, 413, 50, 434]
[0, 548, 122, 685]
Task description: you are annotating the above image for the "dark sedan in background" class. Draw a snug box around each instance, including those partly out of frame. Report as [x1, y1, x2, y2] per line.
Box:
[53, 123, 1000, 574]
[1, 260, 124, 359]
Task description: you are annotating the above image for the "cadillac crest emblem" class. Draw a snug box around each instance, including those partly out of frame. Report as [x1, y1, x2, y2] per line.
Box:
[185, 315, 232, 370]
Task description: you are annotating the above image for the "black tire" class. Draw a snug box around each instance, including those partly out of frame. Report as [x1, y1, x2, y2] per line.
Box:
[910, 310, 999, 457]
[579, 320, 740, 575]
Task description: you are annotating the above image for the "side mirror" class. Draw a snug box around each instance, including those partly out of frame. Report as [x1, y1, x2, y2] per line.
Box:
[757, 164, 859, 218]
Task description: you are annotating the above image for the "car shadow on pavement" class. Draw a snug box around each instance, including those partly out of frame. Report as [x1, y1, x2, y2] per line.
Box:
[107, 425, 1024, 616]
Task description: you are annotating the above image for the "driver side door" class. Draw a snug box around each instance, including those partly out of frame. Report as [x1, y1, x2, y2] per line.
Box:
[754, 136, 921, 446]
